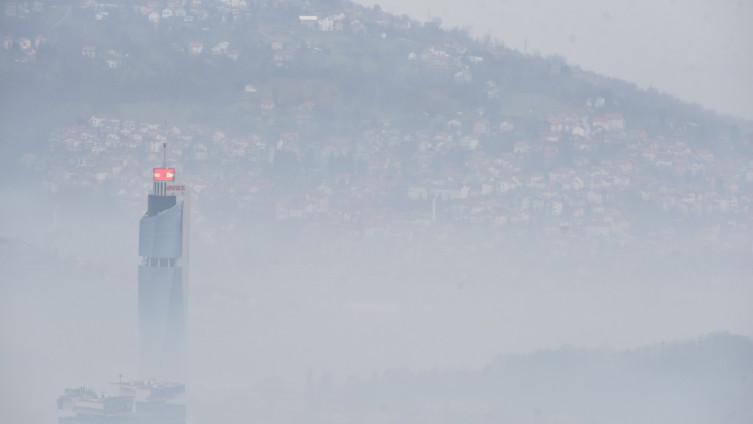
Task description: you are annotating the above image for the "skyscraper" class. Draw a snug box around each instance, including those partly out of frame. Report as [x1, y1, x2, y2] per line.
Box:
[138, 163, 188, 382]
[58, 154, 188, 423]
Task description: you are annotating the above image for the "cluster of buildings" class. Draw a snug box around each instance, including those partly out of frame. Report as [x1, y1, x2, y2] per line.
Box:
[38, 109, 753, 247]
[6, 0, 752, 248]
[2, 0, 418, 69]
[57, 381, 185, 424]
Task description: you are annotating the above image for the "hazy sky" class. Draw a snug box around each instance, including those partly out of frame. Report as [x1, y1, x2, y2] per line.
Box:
[358, 0, 753, 120]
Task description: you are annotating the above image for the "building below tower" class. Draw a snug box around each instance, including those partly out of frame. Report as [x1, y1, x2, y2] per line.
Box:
[57, 380, 185, 424]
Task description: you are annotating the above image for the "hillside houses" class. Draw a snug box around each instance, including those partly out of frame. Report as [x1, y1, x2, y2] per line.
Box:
[593, 113, 626, 133]
[7, 0, 753, 249]
[34, 100, 753, 248]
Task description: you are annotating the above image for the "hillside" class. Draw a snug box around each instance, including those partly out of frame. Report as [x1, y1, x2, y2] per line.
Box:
[2, 0, 742, 132]
[293, 333, 753, 424]
[1, 0, 752, 248]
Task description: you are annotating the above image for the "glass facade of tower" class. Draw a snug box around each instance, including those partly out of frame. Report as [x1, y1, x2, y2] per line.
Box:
[138, 184, 187, 382]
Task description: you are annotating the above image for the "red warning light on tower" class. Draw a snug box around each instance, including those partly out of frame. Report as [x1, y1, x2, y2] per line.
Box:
[153, 168, 176, 182]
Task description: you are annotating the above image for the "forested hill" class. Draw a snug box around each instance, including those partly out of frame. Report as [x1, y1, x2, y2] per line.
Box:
[1, 0, 743, 138]
[304, 333, 753, 423]
[2, 0, 753, 247]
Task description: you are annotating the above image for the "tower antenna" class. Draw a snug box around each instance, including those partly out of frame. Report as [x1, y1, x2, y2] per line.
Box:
[162, 142, 167, 168]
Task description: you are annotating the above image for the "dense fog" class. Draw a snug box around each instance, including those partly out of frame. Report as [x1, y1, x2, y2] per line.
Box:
[1, 1, 752, 423]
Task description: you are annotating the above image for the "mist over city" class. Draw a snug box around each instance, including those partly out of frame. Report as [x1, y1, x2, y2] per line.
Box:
[1, 1, 752, 423]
